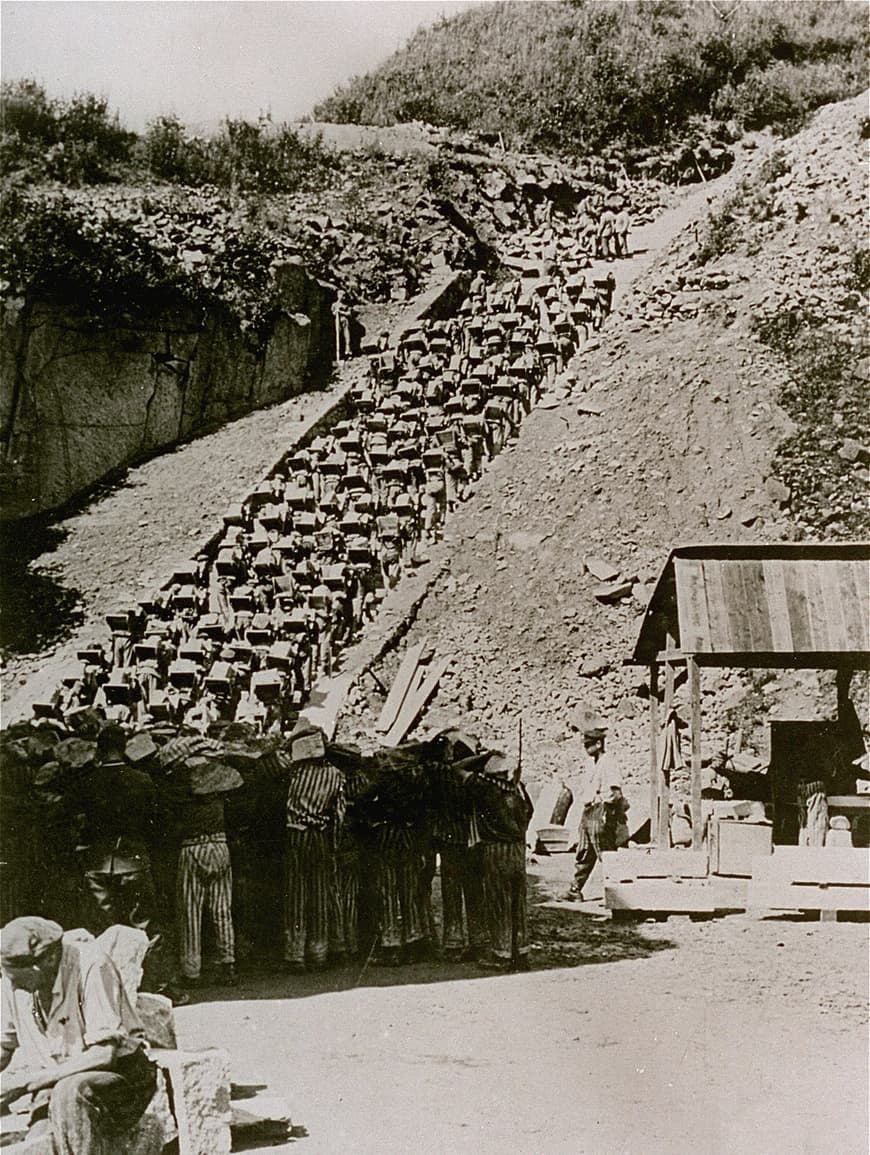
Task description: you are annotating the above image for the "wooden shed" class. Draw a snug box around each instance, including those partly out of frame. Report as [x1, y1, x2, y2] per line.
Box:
[629, 542, 870, 849]
[602, 544, 870, 919]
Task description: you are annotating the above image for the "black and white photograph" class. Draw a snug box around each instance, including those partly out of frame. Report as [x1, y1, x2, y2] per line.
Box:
[0, 1, 868, 1152]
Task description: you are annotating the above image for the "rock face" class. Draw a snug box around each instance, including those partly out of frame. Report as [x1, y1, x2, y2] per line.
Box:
[0, 260, 329, 520]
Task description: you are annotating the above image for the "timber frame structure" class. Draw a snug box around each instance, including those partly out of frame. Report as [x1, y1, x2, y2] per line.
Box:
[628, 543, 870, 850]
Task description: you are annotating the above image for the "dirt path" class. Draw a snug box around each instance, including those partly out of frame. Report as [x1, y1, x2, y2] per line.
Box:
[0, 372, 363, 718]
[176, 856, 868, 1155]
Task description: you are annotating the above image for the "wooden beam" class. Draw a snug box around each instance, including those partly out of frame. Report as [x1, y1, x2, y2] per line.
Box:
[688, 655, 703, 851]
[660, 634, 675, 849]
[649, 662, 659, 844]
[836, 668, 853, 721]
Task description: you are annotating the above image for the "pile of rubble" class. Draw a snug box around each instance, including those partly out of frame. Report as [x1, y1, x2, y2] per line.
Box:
[340, 93, 869, 801]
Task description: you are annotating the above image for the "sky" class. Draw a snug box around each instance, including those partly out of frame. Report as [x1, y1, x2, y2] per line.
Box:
[1, 0, 486, 131]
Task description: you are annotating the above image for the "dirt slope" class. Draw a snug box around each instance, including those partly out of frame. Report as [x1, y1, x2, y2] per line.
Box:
[342, 93, 869, 809]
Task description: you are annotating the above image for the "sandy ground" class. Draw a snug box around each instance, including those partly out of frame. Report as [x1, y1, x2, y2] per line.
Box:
[177, 854, 868, 1155]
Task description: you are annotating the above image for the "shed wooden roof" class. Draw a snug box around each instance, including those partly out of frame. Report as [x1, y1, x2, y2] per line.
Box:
[631, 543, 870, 668]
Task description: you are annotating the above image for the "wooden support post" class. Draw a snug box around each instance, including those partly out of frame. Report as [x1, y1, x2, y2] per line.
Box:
[660, 634, 675, 849]
[649, 663, 660, 844]
[836, 668, 853, 721]
[688, 655, 703, 851]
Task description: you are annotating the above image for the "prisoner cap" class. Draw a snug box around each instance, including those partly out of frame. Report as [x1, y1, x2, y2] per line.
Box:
[1, 916, 64, 966]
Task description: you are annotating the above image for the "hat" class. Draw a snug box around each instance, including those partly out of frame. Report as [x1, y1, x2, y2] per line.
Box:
[1, 917, 63, 965]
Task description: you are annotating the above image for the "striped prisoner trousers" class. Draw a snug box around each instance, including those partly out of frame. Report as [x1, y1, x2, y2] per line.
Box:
[284, 827, 335, 967]
[331, 846, 359, 958]
[481, 841, 528, 962]
[439, 844, 486, 954]
[376, 848, 425, 950]
[177, 834, 235, 979]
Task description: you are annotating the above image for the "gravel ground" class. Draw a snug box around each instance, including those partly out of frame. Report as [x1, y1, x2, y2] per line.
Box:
[176, 854, 868, 1155]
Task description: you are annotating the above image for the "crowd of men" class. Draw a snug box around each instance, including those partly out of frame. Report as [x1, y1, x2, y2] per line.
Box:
[2, 198, 629, 979]
[0, 184, 638, 1155]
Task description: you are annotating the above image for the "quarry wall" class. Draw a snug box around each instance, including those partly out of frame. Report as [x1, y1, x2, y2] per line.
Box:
[0, 258, 332, 521]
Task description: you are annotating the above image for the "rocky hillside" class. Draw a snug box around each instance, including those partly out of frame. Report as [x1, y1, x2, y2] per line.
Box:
[338, 92, 870, 811]
[315, 0, 868, 155]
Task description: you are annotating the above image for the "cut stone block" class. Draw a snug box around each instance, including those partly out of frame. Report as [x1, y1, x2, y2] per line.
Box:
[97, 925, 149, 1001]
[154, 1048, 232, 1155]
[137, 991, 178, 1048]
[576, 396, 604, 415]
[231, 1091, 293, 1143]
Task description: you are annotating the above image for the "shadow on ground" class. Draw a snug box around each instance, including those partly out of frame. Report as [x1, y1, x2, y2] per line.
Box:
[180, 872, 676, 1006]
[0, 519, 84, 658]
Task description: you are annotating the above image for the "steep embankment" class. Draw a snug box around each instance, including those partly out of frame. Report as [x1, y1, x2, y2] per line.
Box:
[339, 93, 869, 809]
[314, 0, 868, 154]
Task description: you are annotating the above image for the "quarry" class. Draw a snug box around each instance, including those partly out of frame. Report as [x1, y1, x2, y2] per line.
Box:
[0, 5, 868, 1155]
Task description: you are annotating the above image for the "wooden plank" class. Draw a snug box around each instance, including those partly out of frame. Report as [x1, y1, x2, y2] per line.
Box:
[851, 558, 870, 643]
[381, 664, 427, 744]
[702, 559, 732, 652]
[803, 560, 831, 652]
[739, 560, 773, 651]
[675, 557, 709, 652]
[752, 847, 870, 886]
[746, 883, 870, 913]
[649, 663, 660, 844]
[382, 653, 453, 747]
[762, 560, 793, 652]
[688, 656, 703, 851]
[820, 562, 849, 653]
[721, 561, 753, 652]
[839, 561, 869, 654]
[783, 560, 813, 652]
[605, 880, 715, 913]
[603, 849, 708, 880]
[375, 641, 426, 732]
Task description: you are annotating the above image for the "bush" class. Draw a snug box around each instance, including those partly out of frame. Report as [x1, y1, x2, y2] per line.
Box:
[753, 307, 870, 537]
[711, 59, 863, 134]
[141, 113, 336, 193]
[0, 187, 299, 340]
[314, 0, 869, 156]
[0, 80, 135, 185]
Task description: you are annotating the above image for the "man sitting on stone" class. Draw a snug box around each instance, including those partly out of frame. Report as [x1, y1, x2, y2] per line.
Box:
[0, 916, 158, 1155]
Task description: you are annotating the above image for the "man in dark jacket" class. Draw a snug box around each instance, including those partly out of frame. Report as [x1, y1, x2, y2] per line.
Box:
[457, 752, 533, 972]
[73, 725, 161, 947]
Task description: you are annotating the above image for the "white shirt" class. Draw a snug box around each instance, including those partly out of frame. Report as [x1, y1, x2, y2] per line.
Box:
[1, 938, 145, 1070]
[564, 750, 622, 832]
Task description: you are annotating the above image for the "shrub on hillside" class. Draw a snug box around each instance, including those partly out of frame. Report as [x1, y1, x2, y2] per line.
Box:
[0, 188, 297, 340]
[753, 308, 870, 538]
[314, 0, 869, 156]
[1, 80, 135, 185]
[712, 59, 865, 134]
[141, 113, 336, 193]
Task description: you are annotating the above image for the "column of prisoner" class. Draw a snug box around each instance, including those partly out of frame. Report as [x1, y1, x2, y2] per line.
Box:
[43, 258, 617, 736]
[5, 203, 627, 979]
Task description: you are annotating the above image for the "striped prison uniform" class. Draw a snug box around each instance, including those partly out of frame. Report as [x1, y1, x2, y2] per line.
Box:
[329, 768, 370, 958]
[371, 826, 426, 952]
[177, 834, 235, 979]
[432, 767, 486, 954]
[281, 756, 345, 967]
[466, 772, 533, 964]
[439, 845, 486, 954]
